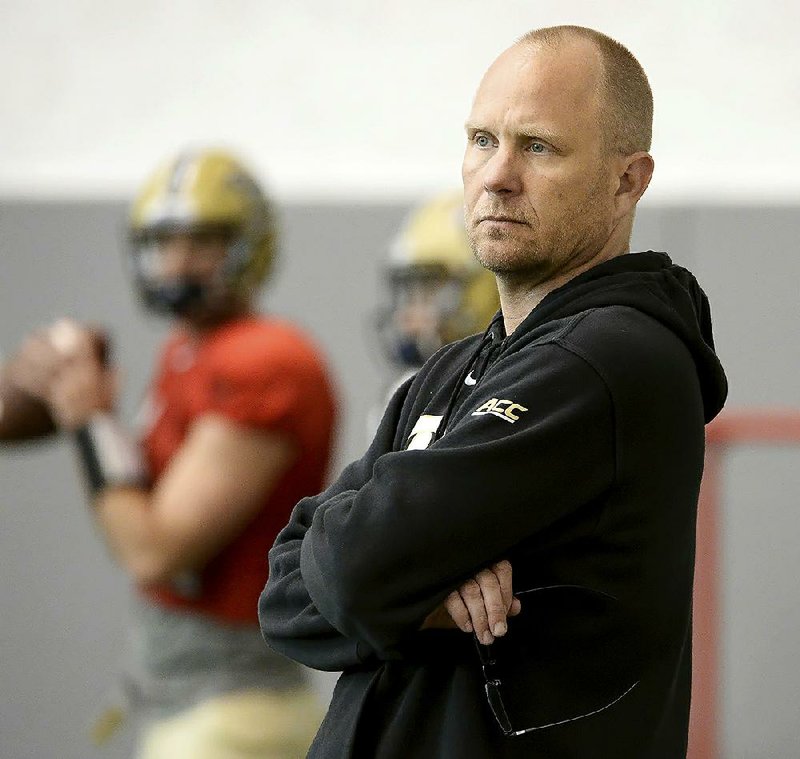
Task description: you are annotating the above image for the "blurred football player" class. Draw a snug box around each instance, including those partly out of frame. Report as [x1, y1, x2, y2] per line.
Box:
[371, 191, 499, 427]
[3, 149, 337, 759]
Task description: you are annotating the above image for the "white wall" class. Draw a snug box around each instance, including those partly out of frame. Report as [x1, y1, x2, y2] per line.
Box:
[1, 0, 798, 202]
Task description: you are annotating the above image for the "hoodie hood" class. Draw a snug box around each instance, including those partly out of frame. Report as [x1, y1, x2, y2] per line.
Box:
[499, 251, 728, 423]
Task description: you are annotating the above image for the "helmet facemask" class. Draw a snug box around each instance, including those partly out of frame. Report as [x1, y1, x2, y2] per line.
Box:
[130, 223, 250, 323]
[377, 264, 476, 368]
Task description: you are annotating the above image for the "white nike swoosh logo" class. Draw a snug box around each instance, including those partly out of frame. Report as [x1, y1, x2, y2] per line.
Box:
[464, 372, 477, 386]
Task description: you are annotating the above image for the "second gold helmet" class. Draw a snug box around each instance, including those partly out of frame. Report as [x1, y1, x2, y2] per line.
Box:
[378, 191, 499, 367]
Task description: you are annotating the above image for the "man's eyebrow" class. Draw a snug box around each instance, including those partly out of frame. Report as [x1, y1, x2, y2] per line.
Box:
[464, 121, 562, 147]
[516, 124, 562, 146]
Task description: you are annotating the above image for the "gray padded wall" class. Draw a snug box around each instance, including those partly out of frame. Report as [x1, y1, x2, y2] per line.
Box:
[1, 201, 799, 758]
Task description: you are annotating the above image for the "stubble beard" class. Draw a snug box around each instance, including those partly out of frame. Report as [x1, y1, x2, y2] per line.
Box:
[467, 182, 613, 285]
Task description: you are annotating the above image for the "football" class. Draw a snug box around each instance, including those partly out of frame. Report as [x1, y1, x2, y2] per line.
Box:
[0, 375, 57, 442]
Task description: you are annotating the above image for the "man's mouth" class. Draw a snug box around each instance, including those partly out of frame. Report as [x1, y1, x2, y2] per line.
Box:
[478, 215, 528, 225]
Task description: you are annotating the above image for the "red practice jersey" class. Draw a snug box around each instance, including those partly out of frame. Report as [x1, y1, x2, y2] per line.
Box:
[140, 315, 337, 625]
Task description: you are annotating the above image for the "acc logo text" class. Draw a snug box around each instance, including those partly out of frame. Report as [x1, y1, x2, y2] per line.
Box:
[471, 398, 528, 424]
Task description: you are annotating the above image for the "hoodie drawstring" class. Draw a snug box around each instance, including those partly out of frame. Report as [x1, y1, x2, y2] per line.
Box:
[431, 326, 499, 445]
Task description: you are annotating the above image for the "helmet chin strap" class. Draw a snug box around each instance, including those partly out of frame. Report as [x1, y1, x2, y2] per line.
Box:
[141, 274, 247, 326]
[392, 331, 443, 369]
[394, 337, 427, 368]
[143, 278, 207, 316]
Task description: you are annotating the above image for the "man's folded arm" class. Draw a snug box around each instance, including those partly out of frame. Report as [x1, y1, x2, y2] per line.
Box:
[258, 376, 415, 670]
[300, 345, 617, 656]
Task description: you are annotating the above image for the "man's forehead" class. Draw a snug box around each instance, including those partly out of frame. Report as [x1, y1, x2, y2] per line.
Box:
[469, 39, 602, 123]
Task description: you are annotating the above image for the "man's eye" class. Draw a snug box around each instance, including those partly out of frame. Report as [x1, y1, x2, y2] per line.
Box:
[529, 141, 547, 154]
[474, 133, 493, 148]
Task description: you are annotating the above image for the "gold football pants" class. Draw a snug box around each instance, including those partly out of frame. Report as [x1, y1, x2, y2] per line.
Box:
[136, 688, 323, 759]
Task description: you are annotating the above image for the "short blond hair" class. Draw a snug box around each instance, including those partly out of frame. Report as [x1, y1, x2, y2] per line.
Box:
[518, 25, 653, 155]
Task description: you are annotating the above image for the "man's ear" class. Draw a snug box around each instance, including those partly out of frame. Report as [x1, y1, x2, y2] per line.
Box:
[614, 152, 654, 220]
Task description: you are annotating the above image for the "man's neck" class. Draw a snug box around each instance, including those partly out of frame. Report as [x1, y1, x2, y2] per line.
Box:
[498, 246, 627, 336]
[179, 302, 253, 341]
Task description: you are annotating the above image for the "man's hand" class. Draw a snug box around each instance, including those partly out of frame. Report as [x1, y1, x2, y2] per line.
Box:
[45, 322, 116, 430]
[10, 319, 115, 431]
[421, 560, 521, 645]
[7, 325, 67, 401]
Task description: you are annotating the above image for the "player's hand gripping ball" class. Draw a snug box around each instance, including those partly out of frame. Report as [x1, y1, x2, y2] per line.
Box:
[0, 320, 109, 441]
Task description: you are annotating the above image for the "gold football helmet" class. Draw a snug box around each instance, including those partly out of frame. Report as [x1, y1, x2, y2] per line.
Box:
[378, 191, 499, 367]
[128, 149, 276, 317]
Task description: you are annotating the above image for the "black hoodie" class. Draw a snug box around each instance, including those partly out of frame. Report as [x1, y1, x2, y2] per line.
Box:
[259, 251, 728, 759]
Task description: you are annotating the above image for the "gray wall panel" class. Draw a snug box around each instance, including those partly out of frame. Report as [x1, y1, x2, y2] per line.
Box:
[691, 207, 800, 408]
[720, 447, 800, 758]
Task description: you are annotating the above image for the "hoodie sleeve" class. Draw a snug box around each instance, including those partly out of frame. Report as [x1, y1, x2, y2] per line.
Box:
[299, 342, 616, 656]
[258, 376, 414, 671]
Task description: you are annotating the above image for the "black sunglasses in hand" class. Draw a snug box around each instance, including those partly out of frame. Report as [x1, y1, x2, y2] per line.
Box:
[473, 584, 640, 737]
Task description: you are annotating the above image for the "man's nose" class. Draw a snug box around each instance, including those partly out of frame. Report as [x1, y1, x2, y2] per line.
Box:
[482, 146, 523, 195]
[396, 301, 437, 335]
[160, 239, 194, 278]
